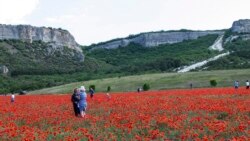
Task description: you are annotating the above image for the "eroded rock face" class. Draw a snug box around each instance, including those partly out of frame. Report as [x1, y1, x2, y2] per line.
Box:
[92, 31, 224, 49]
[0, 24, 82, 53]
[231, 19, 250, 33]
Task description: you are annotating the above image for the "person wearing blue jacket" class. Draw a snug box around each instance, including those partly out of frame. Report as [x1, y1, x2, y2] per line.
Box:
[79, 86, 87, 118]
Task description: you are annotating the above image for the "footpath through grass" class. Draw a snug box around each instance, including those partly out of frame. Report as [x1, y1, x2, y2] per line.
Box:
[30, 69, 250, 94]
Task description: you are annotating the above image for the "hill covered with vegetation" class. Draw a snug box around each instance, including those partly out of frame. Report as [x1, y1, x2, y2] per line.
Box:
[202, 38, 250, 70]
[1, 31, 250, 94]
[0, 34, 220, 93]
[2, 19, 250, 94]
[0, 39, 114, 93]
[86, 34, 219, 74]
[0, 40, 84, 75]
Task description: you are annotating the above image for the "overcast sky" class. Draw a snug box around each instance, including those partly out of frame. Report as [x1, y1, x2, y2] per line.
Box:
[0, 0, 250, 45]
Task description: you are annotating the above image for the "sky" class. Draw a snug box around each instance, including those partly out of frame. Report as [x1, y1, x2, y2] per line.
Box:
[0, 0, 250, 45]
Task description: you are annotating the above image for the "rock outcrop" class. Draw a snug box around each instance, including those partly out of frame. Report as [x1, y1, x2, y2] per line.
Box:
[224, 19, 250, 43]
[0, 24, 82, 53]
[0, 65, 9, 75]
[231, 19, 250, 33]
[92, 30, 224, 49]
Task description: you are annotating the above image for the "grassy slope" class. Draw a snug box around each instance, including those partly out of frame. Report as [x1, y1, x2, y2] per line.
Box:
[30, 69, 250, 94]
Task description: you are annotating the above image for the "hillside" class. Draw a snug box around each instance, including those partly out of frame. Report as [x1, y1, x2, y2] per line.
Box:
[86, 35, 220, 74]
[30, 69, 250, 94]
[0, 40, 84, 75]
[201, 34, 250, 70]
[2, 19, 250, 93]
[0, 24, 85, 73]
[0, 26, 114, 93]
[0, 56, 114, 93]
[85, 19, 250, 73]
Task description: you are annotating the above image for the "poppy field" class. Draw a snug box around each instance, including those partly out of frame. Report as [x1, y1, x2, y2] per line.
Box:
[0, 87, 249, 140]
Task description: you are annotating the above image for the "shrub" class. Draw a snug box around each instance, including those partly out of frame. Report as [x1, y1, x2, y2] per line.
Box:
[143, 83, 150, 91]
[210, 80, 217, 87]
[107, 86, 111, 92]
[89, 85, 96, 91]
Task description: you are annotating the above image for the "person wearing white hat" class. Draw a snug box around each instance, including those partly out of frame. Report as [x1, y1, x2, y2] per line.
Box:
[79, 86, 87, 118]
[80, 86, 86, 91]
[11, 93, 15, 103]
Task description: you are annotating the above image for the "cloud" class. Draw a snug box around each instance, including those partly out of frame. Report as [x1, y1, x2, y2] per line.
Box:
[0, 0, 39, 24]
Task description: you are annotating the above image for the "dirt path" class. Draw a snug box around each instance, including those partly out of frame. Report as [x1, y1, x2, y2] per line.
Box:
[209, 35, 224, 51]
[178, 52, 230, 73]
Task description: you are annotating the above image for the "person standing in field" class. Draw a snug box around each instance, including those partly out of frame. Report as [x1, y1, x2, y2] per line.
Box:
[234, 80, 239, 94]
[11, 93, 15, 103]
[106, 93, 111, 100]
[89, 87, 95, 99]
[71, 88, 80, 117]
[246, 80, 249, 89]
[190, 83, 193, 89]
[234, 81, 239, 89]
[79, 86, 87, 118]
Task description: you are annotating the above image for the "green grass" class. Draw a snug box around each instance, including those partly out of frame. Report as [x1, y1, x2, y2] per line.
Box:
[30, 69, 250, 94]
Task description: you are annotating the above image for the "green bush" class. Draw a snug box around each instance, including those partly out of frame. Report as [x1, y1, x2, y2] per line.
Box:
[210, 80, 217, 87]
[143, 83, 150, 91]
[107, 86, 111, 92]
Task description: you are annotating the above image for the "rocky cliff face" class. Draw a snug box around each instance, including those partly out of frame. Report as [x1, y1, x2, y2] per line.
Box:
[224, 19, 250, 43]
[92, 31, 224, 49]
[0, 24, 82, 53]
[231, 19, 250, 33]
